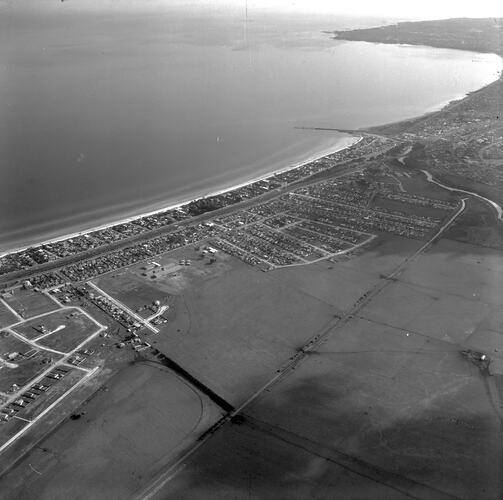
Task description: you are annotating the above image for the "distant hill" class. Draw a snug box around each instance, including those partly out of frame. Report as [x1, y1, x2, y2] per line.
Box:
[333, 18, 503, 55]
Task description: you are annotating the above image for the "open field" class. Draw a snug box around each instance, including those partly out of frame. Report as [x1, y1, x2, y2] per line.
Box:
[151, 237, 503, 500]
[93, 271, 171, 320]
[0, 418, 27, 451]
[37, 328, 94, 354]
[36, 311, 99, 353]
[0, 333, 34, 356]
[336, 234, 424, 277]
[398, 238, 503, 307]
[446, 197, 503, 250]
[1, 194, 501, 500]
[2, 289, 58, 319]
[0, 341, 58, 394]
[157, 344, 499, 499]
[240, 323, 499, 500]
[87, 244, 343, 406]
[1, 16, 503, 499]
[0, 361, 223, 500]
[0, 351, 55, 393]
[1, 215, 502, 499]
[400, 172, 460, 202]
[12, 308, 77, 341]
[269, 234, 424, 312]
[0, 299, 106, 462]
[0, 369, 85, 447]
[269, 260, 377, 313]
[95, 243, 222, 298]
[0, 301, 18, 328]
[152, 252, 339, 405]
[21, 369, 83, 421]
[360, 279, 495, 344]
[11, 308, 101, 353]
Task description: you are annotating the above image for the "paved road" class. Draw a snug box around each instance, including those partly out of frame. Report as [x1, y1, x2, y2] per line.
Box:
[0, 296, 106, 456]
[0, 161, 370, 287]
[87, 281, 159, 334]
[421, 169, 503, 220]
[132, 199, 467, 500]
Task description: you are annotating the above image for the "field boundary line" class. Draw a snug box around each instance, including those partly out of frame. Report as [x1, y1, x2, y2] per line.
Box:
[0, 366, 99, 456]
[133, 199, 467, 500]
[0, 298, 23, 321]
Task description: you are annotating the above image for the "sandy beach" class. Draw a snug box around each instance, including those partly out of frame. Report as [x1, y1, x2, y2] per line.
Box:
[0, 135, 360, 258]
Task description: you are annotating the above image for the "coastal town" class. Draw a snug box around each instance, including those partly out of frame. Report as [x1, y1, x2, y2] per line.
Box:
[2, 14, 503, 500]
[0, 135, 397, 280]
[0, 123, 470, 464]
[2, 74, 503, 499]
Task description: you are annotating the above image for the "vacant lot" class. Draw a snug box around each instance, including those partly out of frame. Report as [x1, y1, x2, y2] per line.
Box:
[270, 260, 378, 313]
[35, 310, 99, 354]
[268, 234, 423, 314]
[157, 307, 500, 500]
[93, 272, 170, 319]
[1, 362, 223, 500]
[13, 308, 73, 340]
[0, 370, 85, 450]
[2, 289, 58, 319]
[336, 234, 423, 279]
[1, 333, 36, 354]
[0, 417, 27, 453]
[0, 301, 18, 328]
[93, 245, 223, 314]
[0, 334, 57, 393]
[0, 356, 48, 394]
[12, 308, 100, 354]
[154, 255, 339, 406]
[153, 237, 503, 500]
[21, 369, 83, 421]
[3, 213, 503, 499]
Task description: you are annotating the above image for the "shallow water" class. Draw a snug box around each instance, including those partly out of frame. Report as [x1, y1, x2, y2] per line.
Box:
[1, 5, 501, 251]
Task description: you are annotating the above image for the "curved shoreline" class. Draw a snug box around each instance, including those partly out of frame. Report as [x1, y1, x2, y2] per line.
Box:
[2, 29, 501, 260]
[0, 136, 361, 258]
[360, 72, 502, 136]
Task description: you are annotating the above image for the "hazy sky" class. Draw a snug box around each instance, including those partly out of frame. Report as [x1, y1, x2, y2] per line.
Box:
[247, 0, 503, 18]
[3, 0, 503, 20]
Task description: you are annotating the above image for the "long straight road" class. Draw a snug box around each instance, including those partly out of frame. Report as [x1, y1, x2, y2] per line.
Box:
[87, 281, 159, 333]
[0, 160, 371, 287]
[132, 199, 467, 500]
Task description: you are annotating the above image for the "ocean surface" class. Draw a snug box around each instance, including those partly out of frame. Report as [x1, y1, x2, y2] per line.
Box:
[1, 4, 501, 253]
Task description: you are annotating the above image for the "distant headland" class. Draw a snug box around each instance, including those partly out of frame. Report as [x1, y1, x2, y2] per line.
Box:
[333, 17, 503, 55]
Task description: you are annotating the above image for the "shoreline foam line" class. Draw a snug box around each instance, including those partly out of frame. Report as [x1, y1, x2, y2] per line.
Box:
[0, 136, 361, 259]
